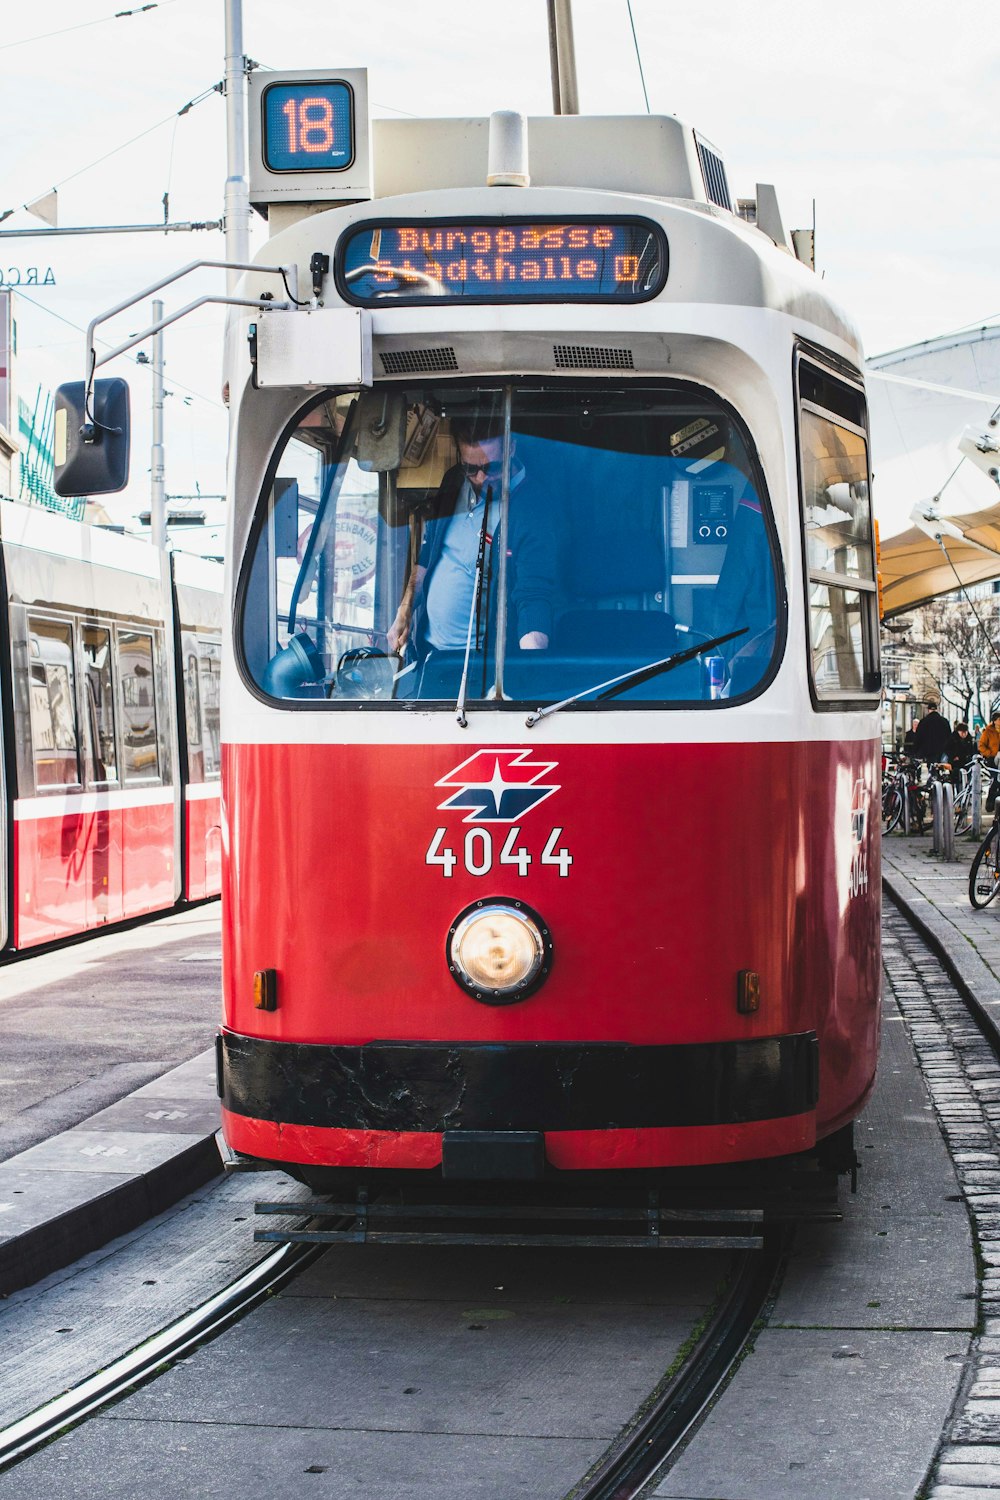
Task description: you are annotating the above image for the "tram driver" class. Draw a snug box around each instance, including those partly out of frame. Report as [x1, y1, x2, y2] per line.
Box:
[387, 419, 555, 659]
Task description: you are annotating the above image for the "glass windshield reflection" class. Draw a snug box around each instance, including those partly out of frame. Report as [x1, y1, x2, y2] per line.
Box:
[241, 385, 780, 707]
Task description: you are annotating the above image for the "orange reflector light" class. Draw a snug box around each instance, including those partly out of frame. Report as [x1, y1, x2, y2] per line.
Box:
[737, 970, 760, 1014]
[253, 969, 278, 1011]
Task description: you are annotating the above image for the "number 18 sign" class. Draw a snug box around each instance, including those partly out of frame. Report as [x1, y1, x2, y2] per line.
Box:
[262, 81, 354, 172]
[248, 68, 371, 207]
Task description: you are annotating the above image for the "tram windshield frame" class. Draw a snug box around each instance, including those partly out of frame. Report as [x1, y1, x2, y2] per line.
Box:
[238, 381, 785, 712]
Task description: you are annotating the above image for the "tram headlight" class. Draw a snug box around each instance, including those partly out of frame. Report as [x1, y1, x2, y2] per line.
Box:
[447, 901, 552, 1004]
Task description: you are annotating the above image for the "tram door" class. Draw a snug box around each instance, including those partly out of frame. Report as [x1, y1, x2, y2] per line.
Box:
[0, 678, 7, 952]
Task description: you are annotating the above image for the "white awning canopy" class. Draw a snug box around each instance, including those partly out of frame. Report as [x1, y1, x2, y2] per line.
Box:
[879, 499, 1000, 617]
[868, 325, 1000, 615]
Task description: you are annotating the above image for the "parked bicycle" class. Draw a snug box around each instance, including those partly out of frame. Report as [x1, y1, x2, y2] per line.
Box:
[881, 756, 927, 836]
[952, 755, 1000, 836]
[970, 803, 1000, 908]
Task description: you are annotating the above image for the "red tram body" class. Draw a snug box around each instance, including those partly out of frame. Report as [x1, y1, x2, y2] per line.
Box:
[217, 111, 880, 1185]
[0, 502, 222, 953]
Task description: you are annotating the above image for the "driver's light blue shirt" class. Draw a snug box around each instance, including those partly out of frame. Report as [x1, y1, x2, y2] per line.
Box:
[423, 481, 501, 649]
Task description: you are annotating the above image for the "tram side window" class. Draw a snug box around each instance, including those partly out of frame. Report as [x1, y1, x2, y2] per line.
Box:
[82, 624, 118, 784]
[198, 637, 222, 777]
[241, 393, 389, 701]
[117, 630, 161, 780]
[28, 616, 80, 788]
[181, 634, 204, 782]
[797, 362, 879, 702]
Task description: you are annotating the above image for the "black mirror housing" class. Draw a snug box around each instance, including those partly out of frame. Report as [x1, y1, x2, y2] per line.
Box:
[53, 378, 131, 496]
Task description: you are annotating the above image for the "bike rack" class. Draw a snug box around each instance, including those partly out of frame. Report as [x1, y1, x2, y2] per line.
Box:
[930, 779, 956, 860]
[971, 759, 984, 840]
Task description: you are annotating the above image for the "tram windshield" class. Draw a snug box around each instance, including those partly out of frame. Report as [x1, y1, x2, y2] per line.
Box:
[241, 385, 781, 708]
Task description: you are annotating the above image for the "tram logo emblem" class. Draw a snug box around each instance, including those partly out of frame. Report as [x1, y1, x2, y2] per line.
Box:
[851, 780, 869, 845]
[436, 750, 560, 823]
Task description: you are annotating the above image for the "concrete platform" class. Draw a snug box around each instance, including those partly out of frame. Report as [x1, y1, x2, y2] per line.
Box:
[0, 908, 224, 1295]
[652, 979, 975, 1500]
[0, 1049, 221, 1295]
[0, 904, 221, 1162]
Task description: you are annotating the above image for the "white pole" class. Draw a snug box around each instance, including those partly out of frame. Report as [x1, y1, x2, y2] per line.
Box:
[224, 0, 251, 291]
[151, 299, 166, 551]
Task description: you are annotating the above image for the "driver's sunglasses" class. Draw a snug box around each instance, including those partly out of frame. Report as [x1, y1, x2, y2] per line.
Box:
[461, 459, 503, 479]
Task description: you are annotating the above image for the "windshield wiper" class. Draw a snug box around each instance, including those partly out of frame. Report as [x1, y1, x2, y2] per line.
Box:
[455, 485, 494, 728]
[524, 628, 748, 728]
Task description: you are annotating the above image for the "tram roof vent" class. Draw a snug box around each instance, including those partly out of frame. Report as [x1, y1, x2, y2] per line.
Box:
[694, 135, 733, 212]
[379, 347, 459, 375]
[553, 344, 634, 370]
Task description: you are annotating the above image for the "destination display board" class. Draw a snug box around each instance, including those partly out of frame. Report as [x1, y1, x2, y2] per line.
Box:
[336, 219, 667, 305]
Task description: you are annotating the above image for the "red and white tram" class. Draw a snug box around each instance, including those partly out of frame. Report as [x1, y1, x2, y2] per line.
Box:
[54, 104, 881, 1186]
[0, 500, 222, 953]
[210, 110, 881, 1188]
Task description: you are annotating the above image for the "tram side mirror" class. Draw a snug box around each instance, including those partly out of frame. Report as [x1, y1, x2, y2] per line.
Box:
[355, 391, 407, 472]
[53, 378, 131, 496]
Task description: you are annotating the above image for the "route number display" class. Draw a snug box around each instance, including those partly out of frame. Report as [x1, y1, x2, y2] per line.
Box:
[262, 81, 354, 173]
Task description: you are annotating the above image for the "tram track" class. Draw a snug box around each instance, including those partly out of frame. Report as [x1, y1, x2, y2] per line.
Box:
[0, 1182, 789, 1498]
[0, 1240, 320, 1475]
[569, 1227, 790, 1500]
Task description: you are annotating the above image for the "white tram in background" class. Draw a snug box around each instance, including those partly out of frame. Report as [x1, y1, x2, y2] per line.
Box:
[58, 104, 882, 1187]
[0, 501, 222, 953]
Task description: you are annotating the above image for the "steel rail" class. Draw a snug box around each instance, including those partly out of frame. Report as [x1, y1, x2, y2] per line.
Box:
[0, 1239, 320, 1474]
[567, 1227, 790, 1500]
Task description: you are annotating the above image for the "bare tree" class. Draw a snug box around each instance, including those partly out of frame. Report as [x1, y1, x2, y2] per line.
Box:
[917, 596, 1000, 723]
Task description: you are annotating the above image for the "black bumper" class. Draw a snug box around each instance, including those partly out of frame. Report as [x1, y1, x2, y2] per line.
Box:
[218, 1031, 819, 1132]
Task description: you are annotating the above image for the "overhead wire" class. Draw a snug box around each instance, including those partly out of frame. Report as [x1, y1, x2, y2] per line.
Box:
[13, 287, 227, 413]
[0, 2, 176, 54]
[0, 82, 220, 225]
[625, 0, 650, 114]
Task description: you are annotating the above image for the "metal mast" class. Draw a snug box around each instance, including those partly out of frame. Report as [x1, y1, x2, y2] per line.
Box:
[224, 0, 251, 290]
[150, 299, 166, 550]
[546, 0, 580, 114]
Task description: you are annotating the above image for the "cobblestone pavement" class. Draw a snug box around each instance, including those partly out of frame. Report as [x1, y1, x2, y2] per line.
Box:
[884, 832, 1000, 1495]
[883, 829, 1000, 1000]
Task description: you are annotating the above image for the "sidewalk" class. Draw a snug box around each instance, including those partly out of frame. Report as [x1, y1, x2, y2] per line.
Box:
[881, 828, 1000, 1044]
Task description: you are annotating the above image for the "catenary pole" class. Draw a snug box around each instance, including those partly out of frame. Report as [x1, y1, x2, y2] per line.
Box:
[224, 0, 251, 291]
[546, 0, 580, 115]
[150, 299, 166, 550]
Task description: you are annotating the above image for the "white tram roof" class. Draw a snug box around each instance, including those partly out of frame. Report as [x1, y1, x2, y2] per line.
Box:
[171, 548, 224, 594]
[0, 497, 162, 579]
[244, 112, 860, 366]
[370, 115, 724, 204]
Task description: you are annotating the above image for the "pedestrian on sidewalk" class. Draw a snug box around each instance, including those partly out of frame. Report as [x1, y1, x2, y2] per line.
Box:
[913, 699, 951, 765]
[947, 721, 975, 775]
[979, 706, 1000, 811]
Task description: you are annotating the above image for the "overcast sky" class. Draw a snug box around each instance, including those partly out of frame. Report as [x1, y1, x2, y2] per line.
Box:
[2, 0, 997, 523]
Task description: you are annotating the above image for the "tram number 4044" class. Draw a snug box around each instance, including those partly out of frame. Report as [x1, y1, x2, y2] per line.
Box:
[425, 826, 573, 878]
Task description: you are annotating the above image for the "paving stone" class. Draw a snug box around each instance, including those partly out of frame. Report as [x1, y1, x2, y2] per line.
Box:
[936, 1466, 1000, 1486]
[653, 1328, 965, 1500]
[941, 1446, 1000, 1464]
[0, 1421, 604, 1500]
